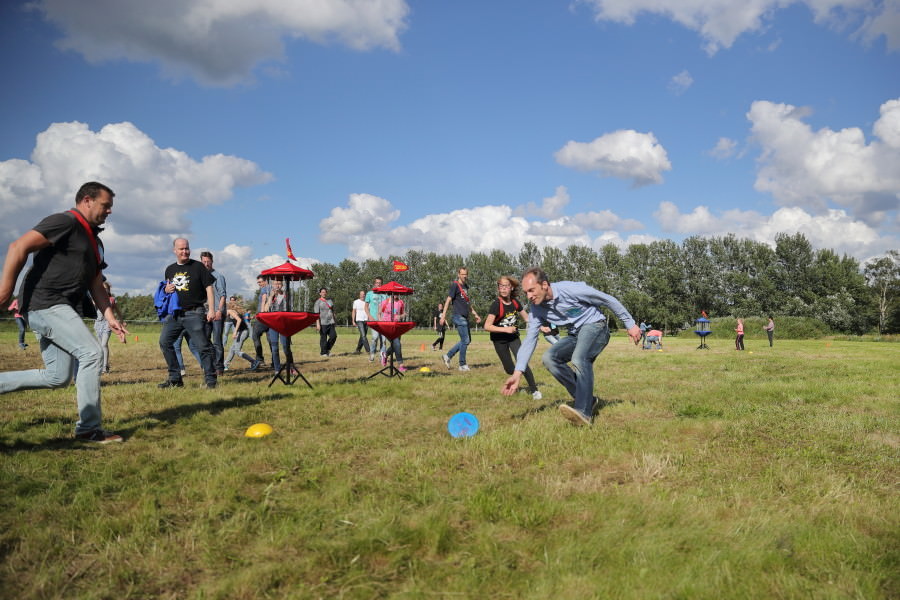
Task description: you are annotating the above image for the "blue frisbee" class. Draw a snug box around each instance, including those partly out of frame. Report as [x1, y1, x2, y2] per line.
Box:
[447, 412, 479, 438]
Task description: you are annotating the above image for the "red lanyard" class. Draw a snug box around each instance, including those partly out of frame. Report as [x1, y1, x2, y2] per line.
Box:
[456, 281, 469, 302]
[68, 210, 102, 266]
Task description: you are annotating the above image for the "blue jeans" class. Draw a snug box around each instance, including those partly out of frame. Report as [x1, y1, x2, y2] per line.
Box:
[225, 328, 254, 367]
[173, 329, 200, 370]
[267, 329, 293, 372]
[160, 309, 216, 384]
[446, 314, 471, 365]
[541, 321, 609, 418]
[370, 325, 385, 355]
[355, 321, 370, 352]
[0, 304, 104, 435]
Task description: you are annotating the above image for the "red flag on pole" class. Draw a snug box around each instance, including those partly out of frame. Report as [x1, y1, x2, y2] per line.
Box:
[286, 238, 297, 261]
[392, 260, 409, 272]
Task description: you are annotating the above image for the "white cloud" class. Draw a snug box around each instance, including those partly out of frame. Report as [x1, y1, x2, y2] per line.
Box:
[709, 137, 738, 159]
[554, 130, 672, 186]
[515, 185, 570, 218]
[0, 121, 272, 297]
[576, 0, 893, 55]
[32, 0, 410, 85]
[319, 192, 648, 261]
[654, 200, 899, 258]
[747, 98, 900, 225]
[669, 69, 694, 95]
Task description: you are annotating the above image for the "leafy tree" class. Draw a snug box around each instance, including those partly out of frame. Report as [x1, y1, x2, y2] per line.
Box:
[864, 250, 900, 334]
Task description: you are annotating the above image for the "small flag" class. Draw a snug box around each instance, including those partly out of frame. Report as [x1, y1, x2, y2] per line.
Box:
[286, 238, 297, 261]
[392, 260, 409, 272]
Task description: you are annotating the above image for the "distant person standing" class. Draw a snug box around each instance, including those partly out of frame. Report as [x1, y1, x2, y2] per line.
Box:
[483, 276, 541, 399]
[314, 287, 337, 357]
[365, 277, 387, 362]
[0, 181, 128, 443]
[764, 316, 775, 347]
[735, 318, 745, 351]
[262, 279, 293, 373]
[431, 302, 446, 351]
[200, 251, 227, 375]
[440, 267, 481, 371]
[6, 297, 27, 349]
[251, 275, 270, 367]
[94, 280, 124, 374]
[379, 293, 407, 372]
[352, 290, 371, 355]
[158, 238, 217, 389]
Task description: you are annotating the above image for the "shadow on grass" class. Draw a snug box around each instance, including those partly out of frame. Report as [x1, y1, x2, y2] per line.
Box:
[511, 397, 628, 420]
[1, 393, 292, 453]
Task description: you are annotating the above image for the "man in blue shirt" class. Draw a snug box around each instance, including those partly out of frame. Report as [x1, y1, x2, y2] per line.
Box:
[502, 267, 641, 426]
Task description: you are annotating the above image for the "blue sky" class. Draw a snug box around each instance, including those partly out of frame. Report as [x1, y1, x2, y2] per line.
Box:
[1, 0, 898, 297]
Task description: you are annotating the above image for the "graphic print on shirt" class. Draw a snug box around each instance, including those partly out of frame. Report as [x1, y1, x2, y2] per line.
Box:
[172, 272, 190, 291]
[497, 311, 517, 329]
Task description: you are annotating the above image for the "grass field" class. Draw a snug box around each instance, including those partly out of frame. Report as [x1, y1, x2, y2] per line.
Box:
[1, 323, 898, 599]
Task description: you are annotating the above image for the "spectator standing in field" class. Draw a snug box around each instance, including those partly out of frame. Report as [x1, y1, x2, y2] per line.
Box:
[365, 277, 387, 361]
[764, 316, 775, 347]
[483, 276, 541, 400]
[314, 287, 337, 357]
[0, 182, 127, 442]
[158, 238, 217, 389]
[352, 290, 371, 355]
[251, 275, 270, 368]
[501, 267, 640, 427]
[6, 297, 27, 349]
[222, 295, 237, 343]
[431, 302, 446, 351]
[735, 318, 745, 351]
[379, 293, 407, 372]
[639, 320, 649, 347]
[440, 267, 481, 371]
[264, 278, 293, 373]
[200, 251, 227, 375]
[94, 280, 124, 373]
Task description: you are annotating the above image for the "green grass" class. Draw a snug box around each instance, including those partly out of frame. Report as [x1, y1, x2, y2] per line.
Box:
[1, 324, 898, 599]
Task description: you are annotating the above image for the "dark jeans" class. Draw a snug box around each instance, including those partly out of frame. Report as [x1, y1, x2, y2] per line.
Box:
[767, 330, 774, 347]
[209, 318, 225, 371]
[432, 326, 446, 349]
[160, 309, 216, 385]
[319, 323, 337, 355]
[15, 316, 27, 346]
[735, 334, 744, 350]
[492, 337, 537, 392]
[355, 321, 370, 352]
[384, 337, 404, 363]
[252, 320, 269, 363]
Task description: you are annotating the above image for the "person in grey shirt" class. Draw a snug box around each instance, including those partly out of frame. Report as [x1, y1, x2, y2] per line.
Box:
[502, 267, 641, 427]
[313, 287, 337, 357]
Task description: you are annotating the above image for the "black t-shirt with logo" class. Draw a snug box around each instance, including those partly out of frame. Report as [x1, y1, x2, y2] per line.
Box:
[21, 211, 105, 315]
[488, 298, 522, 342]
[164, 259, 215, 310]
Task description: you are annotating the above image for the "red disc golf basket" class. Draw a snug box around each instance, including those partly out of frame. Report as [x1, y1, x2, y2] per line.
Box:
[367, 280, 415, 379]
[255, 261, 317, 387]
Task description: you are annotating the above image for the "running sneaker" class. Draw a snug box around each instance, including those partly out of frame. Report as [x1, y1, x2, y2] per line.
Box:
[442, 354, 451, 369]
[75, 429, 123, 444]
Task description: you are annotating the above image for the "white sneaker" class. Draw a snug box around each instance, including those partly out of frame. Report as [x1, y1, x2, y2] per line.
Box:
[442, 354, 451, 369]
[458, 365, 470, 372]
[532, 390, 542, 400]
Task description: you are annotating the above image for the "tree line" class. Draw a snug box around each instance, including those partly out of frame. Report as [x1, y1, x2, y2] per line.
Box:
[115, 233, 899, 335]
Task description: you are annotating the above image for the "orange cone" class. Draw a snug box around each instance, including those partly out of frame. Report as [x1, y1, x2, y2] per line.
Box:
[420, 343, 426, 351]
[134, 336, 139, 342]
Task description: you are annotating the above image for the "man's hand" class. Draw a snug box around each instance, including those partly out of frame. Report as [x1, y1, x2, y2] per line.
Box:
[214, 310, 222, 321]
[206, 309, 215, 323]
[473, 314, 482, 325]
[109, 317, 130, 343]
[627, 324, 641, 345]
[501, 371, 522, 396]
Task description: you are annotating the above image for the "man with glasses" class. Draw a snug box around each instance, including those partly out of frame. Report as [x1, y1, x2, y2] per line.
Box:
[0, 182, 128, 443]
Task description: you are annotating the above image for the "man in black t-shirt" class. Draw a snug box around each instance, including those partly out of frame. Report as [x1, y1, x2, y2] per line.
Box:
[439, 267, 481, 371]
[0, 182, 128, 443]
[157, 238, 217, 389]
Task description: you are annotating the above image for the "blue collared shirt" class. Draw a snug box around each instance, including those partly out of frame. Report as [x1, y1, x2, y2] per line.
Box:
[514, 281, 636, 373]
